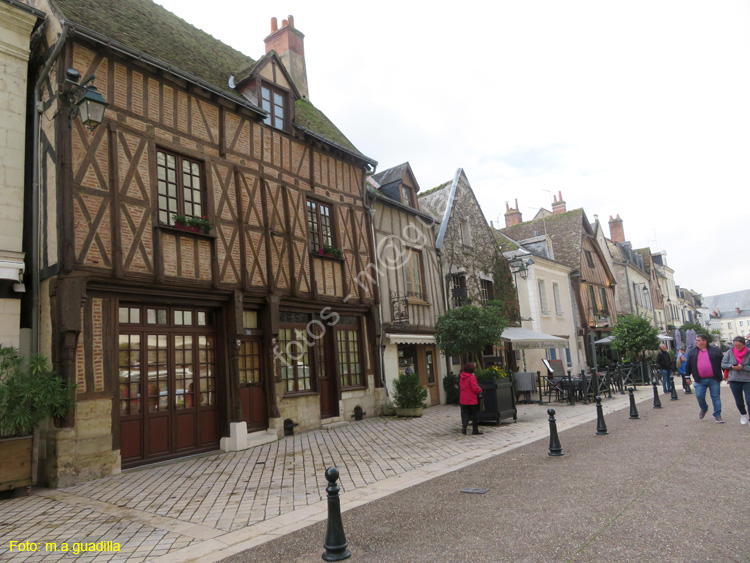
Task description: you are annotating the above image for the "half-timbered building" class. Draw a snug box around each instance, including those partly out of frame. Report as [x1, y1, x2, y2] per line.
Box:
[500, 194, 617, 368]
[26, 0, 380, 486]
[367, 163, 446, 405]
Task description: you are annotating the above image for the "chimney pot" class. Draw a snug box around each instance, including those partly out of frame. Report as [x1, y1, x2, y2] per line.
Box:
[558, 190, 563, 200]
[736, 307, 741, 314]
[505, 201, 510, 212]
[514, 198, 519, 208]
[264, 15, 309, 99]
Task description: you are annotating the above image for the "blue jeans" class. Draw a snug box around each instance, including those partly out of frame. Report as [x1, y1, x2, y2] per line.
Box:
[661, 370, 671, 393]
[728, 381, 750, 416]
[693, 378, 721, 417]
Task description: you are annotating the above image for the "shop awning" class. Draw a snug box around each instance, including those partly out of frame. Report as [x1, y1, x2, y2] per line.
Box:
[500, 327, 568, 349]
[595, 336, 613, 344]
[386, 333, 436, 345]
[658, 334, 673, 341]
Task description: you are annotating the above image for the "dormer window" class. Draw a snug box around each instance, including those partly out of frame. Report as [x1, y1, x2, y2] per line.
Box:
[400, 185, 413, 207]
[261, 83, 287, 131]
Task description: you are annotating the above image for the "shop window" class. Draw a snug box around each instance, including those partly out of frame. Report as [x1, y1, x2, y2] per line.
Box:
[147, 308, 168, 325]
[157, 149, 204, 226]
[118, 334, 141, 415]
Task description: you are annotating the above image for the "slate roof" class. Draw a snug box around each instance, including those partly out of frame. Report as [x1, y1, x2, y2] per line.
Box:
[50, 0, 371, 162]
[498, 209, 586, 270]
[371, 163, 409, 188]
[704, 290, 750, 313]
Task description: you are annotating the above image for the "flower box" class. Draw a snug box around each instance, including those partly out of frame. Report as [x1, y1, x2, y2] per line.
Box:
[173, 223, 202, 233]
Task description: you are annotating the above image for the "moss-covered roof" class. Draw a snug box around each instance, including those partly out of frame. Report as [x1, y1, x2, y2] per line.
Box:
[418, 181, 451, 198]
[52, 0, 371, 163]
[294, 99, 364, 158]
[499, 209, 586, 270]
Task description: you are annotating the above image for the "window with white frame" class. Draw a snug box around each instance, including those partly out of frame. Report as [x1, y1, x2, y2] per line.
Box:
[538, 279, 549, 315]
[552, 282, 563, 316]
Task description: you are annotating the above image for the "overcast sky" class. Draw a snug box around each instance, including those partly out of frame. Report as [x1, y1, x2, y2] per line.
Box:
[156, 0, 750, 299]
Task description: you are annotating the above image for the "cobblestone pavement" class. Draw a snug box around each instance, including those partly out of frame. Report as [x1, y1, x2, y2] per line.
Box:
[0, 388, 656, 562]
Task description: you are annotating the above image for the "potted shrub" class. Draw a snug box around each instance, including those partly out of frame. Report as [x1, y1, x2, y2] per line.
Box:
[475, 365, 517, 425]
[392, 372, 428, 417]
[0, 347, 75, 491]
[381, 400, 396, 416]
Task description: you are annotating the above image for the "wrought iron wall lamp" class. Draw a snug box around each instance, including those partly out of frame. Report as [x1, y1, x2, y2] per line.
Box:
[63, 68, 108, 130]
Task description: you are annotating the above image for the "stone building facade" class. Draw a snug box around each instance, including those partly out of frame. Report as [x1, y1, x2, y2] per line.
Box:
[0, 0, 42, 350]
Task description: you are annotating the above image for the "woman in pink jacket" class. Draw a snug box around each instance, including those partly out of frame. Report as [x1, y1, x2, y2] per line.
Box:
[459, 362, 483, 435]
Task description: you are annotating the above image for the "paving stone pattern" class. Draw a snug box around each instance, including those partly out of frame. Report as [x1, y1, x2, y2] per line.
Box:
[0, 391, 644, 562]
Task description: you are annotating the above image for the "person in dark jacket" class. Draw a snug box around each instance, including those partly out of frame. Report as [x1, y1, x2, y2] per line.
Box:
[655, 344, 672, 393]
[459, 362, 483, 435]
[684, 334, 724, 423]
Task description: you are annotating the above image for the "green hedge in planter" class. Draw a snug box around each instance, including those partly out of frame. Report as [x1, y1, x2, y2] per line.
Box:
[392, 372, 428, 409]
[0, 347, 75, 438]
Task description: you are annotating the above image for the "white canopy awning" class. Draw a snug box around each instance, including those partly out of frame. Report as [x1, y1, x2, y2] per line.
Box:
[386, 333, 436, 345]
[595, 336, 613, 344]
[658, 334, 673, 341]
[500, 327, 568, 350]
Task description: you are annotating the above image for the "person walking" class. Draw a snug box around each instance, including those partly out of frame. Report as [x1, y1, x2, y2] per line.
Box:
[459, 362, 483, 435]
[720, 336, 750, 425]
[656, 344, 672, 393]
[685, 334, 724, 423]
[676, 347, 688, 391]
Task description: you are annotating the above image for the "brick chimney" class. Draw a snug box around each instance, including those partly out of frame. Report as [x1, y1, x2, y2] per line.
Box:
[264, 15, 308, 99]
[736, 307, 741, 314]
[608, 214, 625, 243]
[551, 190, 566, 215]
[504, 199, 523, 227]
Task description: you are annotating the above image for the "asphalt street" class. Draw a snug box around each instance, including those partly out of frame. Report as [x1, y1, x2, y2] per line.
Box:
[223, 387, 749, 563]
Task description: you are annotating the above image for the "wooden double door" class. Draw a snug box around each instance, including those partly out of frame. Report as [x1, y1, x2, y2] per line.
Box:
[118, 305, 220, 467]
[398, 343, 440, 405]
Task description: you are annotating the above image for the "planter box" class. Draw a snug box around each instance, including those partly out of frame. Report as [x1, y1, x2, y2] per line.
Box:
[395, 407, 423, 417]
[477, 377, 517, 425]
[0, 435, 33, 491]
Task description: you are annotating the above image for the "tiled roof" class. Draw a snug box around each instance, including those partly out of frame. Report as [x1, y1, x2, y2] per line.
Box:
[498, 209, 585, 270]
[51, 0, 370, 162]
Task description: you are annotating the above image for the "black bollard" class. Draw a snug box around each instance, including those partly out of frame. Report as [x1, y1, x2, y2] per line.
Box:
[322, 467, 351, 561]
[652, 380, 662, 409]
[628, 387, 640, 419]
[669, 376, 679, 401]
[547, 408, 564, 456]
[595, 396, 608, 435]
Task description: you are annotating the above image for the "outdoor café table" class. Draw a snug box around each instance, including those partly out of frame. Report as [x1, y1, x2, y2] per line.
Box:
[514, 372, 536, 403]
